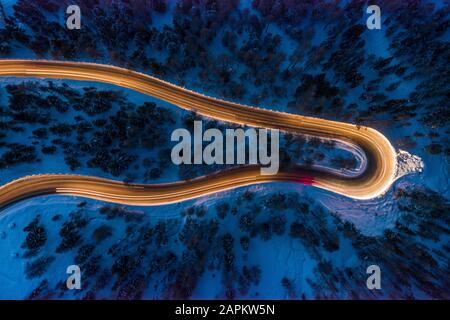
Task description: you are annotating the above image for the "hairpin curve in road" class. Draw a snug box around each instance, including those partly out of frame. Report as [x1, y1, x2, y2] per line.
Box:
[0, 60, 397, 209]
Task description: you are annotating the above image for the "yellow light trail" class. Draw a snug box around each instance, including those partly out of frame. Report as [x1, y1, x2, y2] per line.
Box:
[0, 60, 397, 209]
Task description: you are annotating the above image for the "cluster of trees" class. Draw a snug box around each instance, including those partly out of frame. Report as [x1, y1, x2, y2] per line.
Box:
[25, 256, 55, 279]
[0, 143, 37, 169]
[380, 1, 449, 154]
[19, 215, 54, 280]
[281, 132, 358, 170]
[2, 0, 447, 179]
[20, 190, 258, 299]
[1, 0, 447, 130]
[0, 0, 290, 107]
[0, 0, 447, 300]
[288, 73, 340, 115]
[56, 210, 90, 253]
[0, 81, 177, 178]
[323, 24, 366, 88]
[22, 215, 47, 257]
[2, 0, 168, 61]
[310, 185, 450, 299]
[254, 0, 449, 154]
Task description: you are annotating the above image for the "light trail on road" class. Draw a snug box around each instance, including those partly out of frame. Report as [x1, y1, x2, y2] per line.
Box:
[0, 60, 397, 209]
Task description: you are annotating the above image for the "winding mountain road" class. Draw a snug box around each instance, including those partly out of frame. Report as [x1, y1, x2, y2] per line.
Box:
[0, 60, 397, 208]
